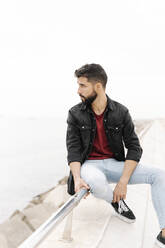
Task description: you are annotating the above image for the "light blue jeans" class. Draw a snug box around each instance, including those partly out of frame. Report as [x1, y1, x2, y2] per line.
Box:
[80, 158, 165, 229]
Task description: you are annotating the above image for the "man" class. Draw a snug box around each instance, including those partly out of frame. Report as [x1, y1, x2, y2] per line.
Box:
[66, 63, 165, 247]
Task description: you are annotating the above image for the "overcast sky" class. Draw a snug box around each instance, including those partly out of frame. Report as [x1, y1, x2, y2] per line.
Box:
[0, 0, 165, 120]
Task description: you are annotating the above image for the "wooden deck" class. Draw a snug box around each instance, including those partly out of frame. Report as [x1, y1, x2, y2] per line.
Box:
[37, 119, 165, 248]
[0, 119, 164, 248]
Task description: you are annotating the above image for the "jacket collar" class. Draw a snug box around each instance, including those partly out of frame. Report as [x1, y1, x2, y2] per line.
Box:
[80, 93, 115, 111]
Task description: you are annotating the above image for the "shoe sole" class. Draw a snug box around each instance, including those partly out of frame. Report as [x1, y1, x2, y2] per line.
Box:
[114, 211, 136, 223]
[155, 239, 165, 248]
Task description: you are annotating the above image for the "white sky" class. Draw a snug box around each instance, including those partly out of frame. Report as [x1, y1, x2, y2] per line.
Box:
[0, 0, 165, 120]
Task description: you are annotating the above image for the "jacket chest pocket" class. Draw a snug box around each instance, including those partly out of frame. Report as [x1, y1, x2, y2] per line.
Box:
[78, 125, 92, 138]
[78, 125, 92, 144]
[78, 125, 92, 131]
[106, 124, 124, 135]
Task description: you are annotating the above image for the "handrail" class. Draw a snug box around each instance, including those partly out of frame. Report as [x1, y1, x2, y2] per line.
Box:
[18, 188, 89, 248]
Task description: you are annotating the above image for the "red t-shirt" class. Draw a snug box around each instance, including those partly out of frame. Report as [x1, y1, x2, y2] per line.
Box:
[87, 109, 114, 160]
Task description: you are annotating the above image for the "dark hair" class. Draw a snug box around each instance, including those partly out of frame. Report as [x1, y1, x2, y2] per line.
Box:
[74, 63, 107, 89]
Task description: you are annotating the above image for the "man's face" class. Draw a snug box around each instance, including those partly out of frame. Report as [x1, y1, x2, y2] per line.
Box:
[77, 77, 97, 106]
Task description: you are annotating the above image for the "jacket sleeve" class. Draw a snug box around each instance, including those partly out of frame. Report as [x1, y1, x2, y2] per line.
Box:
[66, 110, 82, 166]
[122, 109, 143, 162]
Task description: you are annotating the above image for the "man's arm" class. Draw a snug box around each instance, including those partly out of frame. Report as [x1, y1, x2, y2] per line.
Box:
[69, 161, 81, 181]
[66, 111, 90, 197]
[122, 109, 143, 162]
[66, 110, 82, 165]
[113, 109, 142, 202]
[113, 160, 137, 202]
[120, 108, 142, 182]
[69, 161, 90, 198]
[119, 159, 137, 184]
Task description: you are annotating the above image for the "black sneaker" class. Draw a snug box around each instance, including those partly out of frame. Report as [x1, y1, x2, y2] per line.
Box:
[155, 231, 165, 247]
[111, 199, 136, 223]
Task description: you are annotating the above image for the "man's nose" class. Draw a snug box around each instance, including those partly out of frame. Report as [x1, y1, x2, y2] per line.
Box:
[77, 88, 81, 95]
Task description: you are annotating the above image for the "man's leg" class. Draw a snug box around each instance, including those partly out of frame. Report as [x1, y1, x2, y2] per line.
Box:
[80, 159, 114, 203]
[103, 158, 165, 233]
[80, 159, 136, 223]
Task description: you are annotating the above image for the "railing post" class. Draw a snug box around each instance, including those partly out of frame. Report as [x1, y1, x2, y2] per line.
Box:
[59, 210, 73, 242]
[18, 188, 89, 248]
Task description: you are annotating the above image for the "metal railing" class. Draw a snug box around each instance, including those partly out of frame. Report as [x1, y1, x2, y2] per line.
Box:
[18, 188, 89, 248]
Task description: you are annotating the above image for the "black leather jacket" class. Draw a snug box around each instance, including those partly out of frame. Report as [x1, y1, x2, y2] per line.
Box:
[66, 94, 143, 195]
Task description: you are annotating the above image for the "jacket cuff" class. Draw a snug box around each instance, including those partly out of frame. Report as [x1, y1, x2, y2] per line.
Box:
[67, 158, 82, 166]
[125, 148, 143, 162]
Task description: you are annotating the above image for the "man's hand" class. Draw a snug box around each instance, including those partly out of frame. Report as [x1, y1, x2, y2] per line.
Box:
[112, 159, 138, 203]
[112, 181, 127, 203]
[74, 177, 90, 199]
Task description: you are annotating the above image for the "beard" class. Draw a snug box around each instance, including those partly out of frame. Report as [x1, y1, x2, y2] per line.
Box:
[80, 92, 97, 107]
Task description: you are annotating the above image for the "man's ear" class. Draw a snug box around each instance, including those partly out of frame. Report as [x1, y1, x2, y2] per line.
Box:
[95, 82, 103, 90]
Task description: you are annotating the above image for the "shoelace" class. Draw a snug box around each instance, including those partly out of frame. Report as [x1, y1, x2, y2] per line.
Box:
[118, 200, 129, 213]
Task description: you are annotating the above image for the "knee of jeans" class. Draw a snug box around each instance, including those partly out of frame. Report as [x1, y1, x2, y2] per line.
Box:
[152, 169, 165, 184]
[81, 169, 108, 196]
[90, 180, 109, 198]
